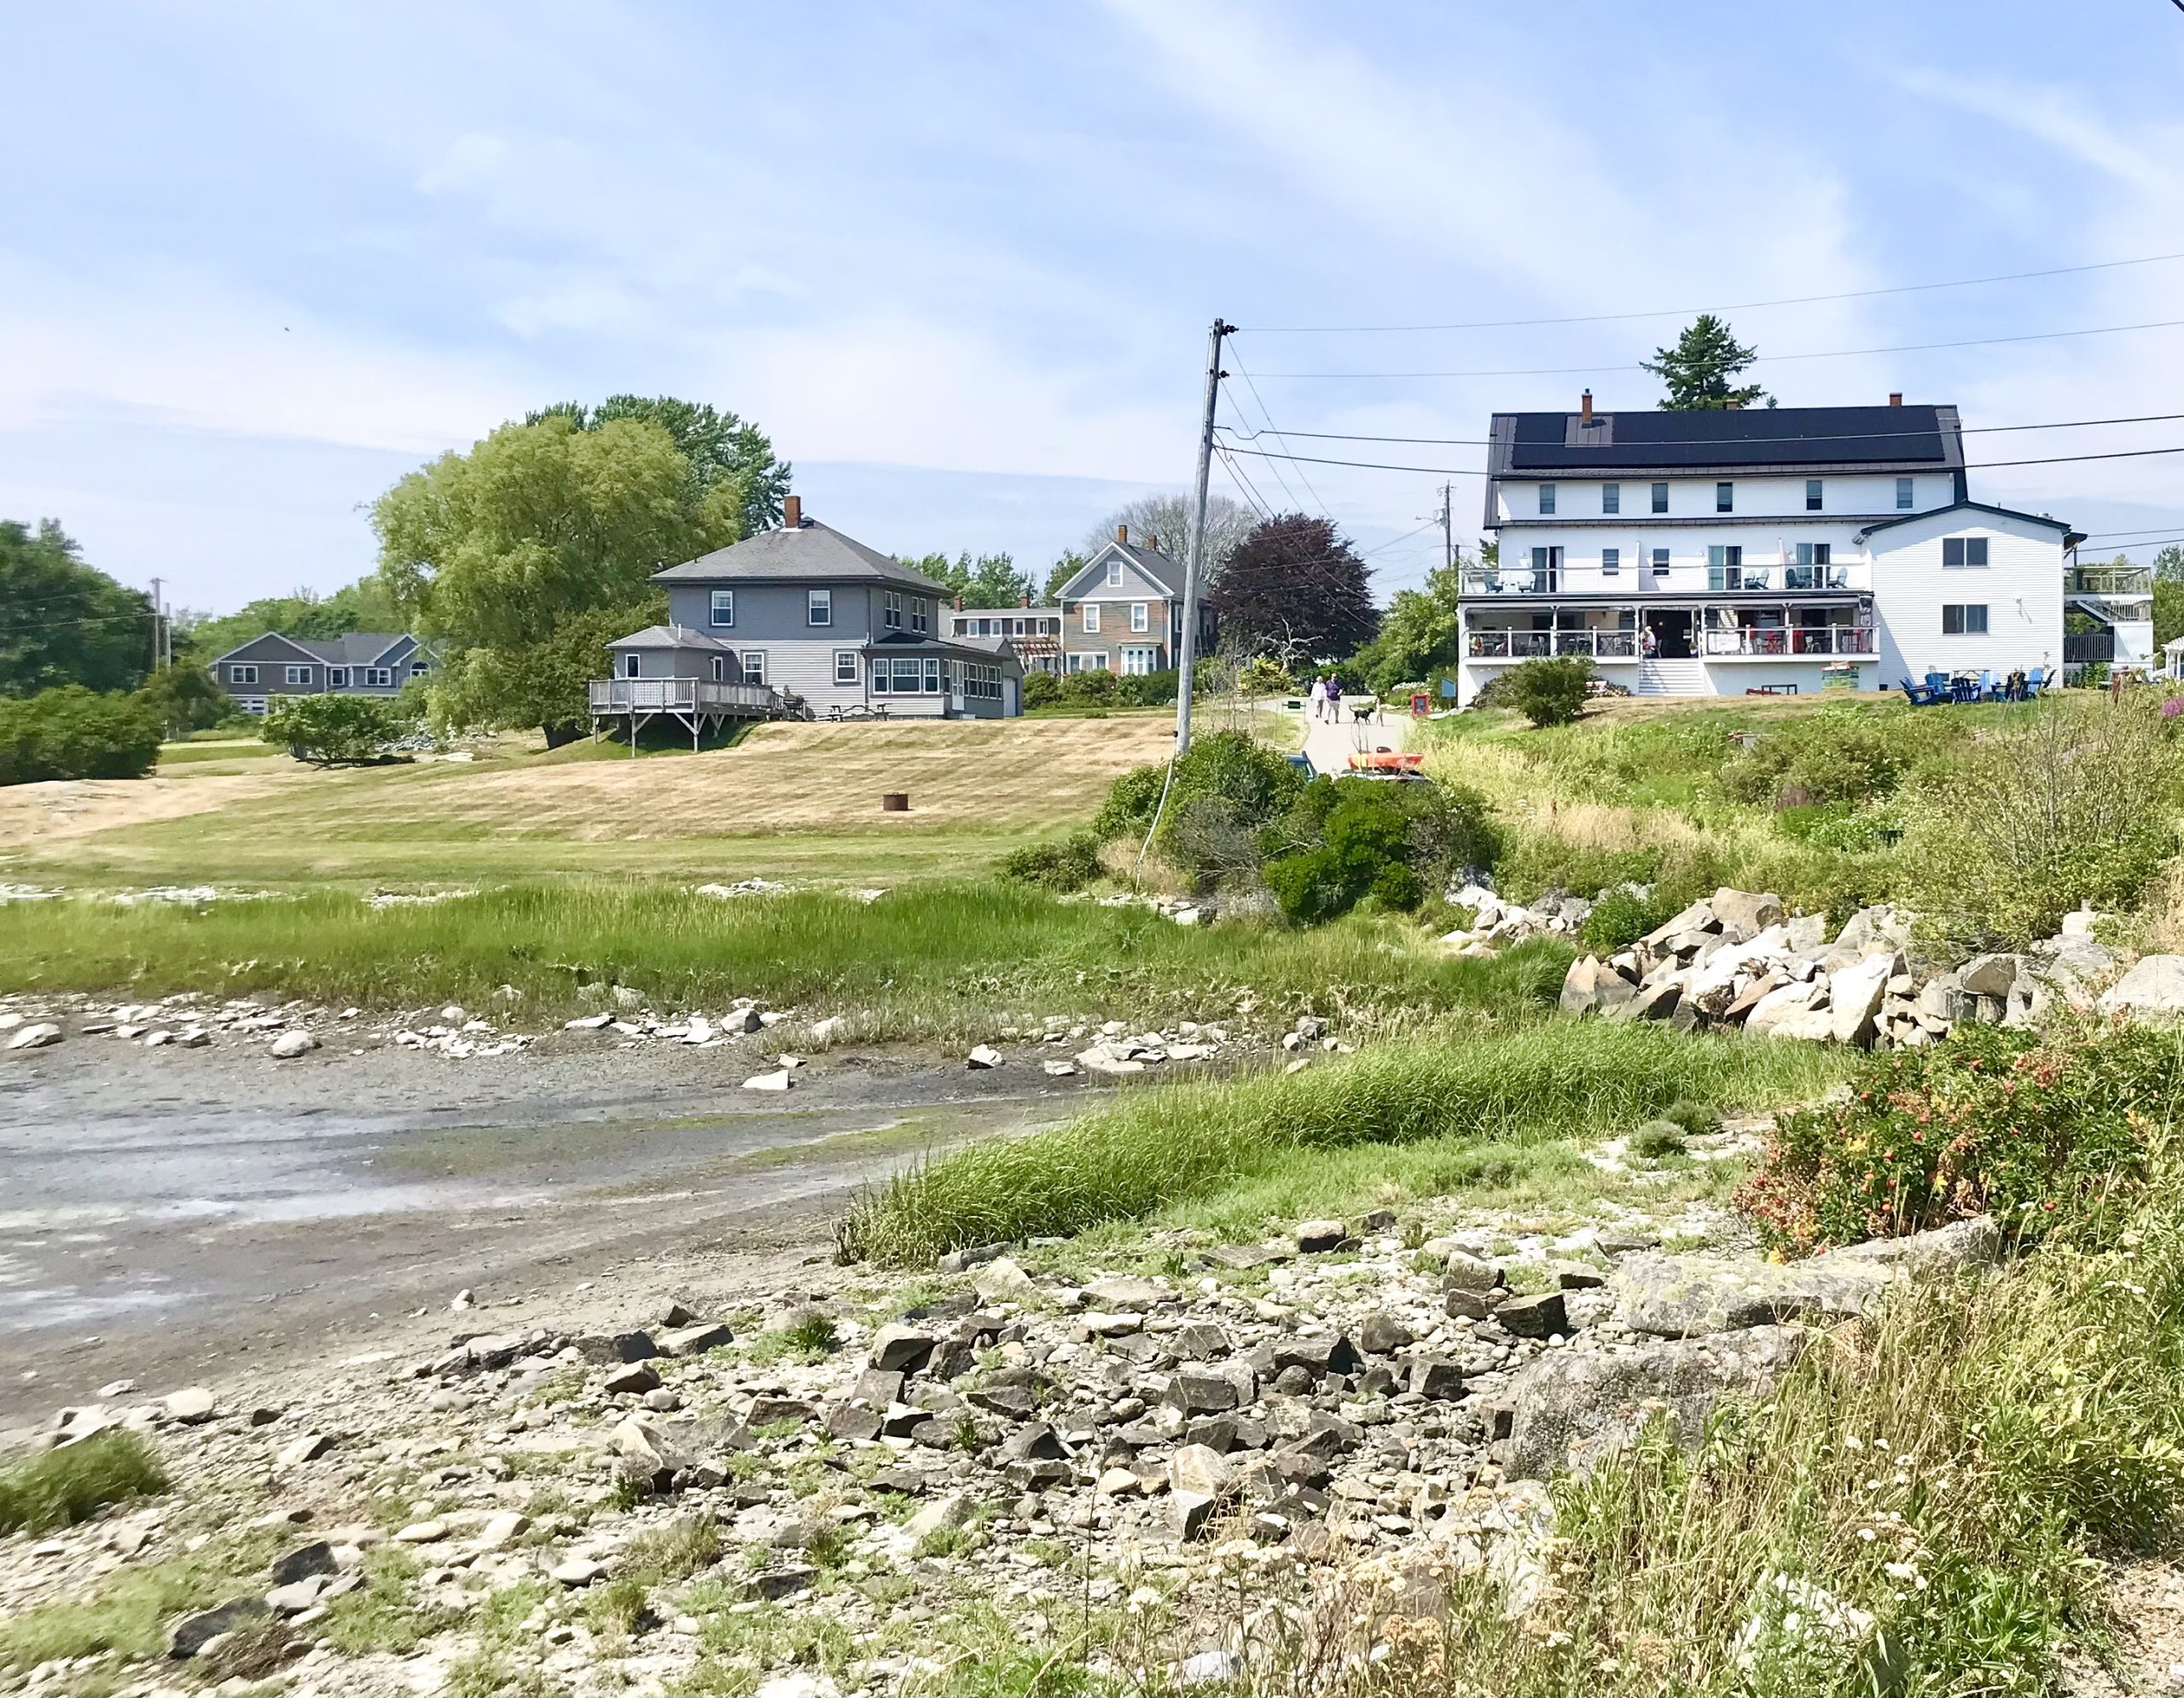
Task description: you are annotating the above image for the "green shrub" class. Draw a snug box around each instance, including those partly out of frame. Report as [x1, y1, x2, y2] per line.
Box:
[0, 1432, 167, 1535]
[1740, 1021, 2184, 1255]
[1577, 885, 1677, 951]
[1497, 837, 1666, 907]
[1262, 776, 1500, 923]
[1629, 1120, 1687, 1158]
[1056, 668, 1119, 706]
[1237, 656, 1292, 695]
[0, 685, 165, 784]
[1093, 730, 1307, 890]
[264, 692, 417, 765]
[1502, 656, 1594, 727]
[997, 833, 1102, 892]
[1897, 695, 2181, 945]
[1019, 671, 1059, 708]
[1116, 667, 1178, 707]
[1719, 711, 1929, 808]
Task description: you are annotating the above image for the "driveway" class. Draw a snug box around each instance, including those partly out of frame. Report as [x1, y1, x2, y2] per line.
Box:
[1302, 695, 1410, 776]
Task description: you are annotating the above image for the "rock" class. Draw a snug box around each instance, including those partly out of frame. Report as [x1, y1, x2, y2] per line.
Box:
[1165, 1369, 1240, 1416]
[465, 1332, 529, 1368]
[265, 1577, 326, 1614]
[1720, 971, 1786, 1026]
[1710, 889, 1786, 940]
[1179, 1649, 1242, 1687]
[1560, 955, 1606, 1016]
[564, 1012, 614, 1031]
[1170, 1443, 1234, 1497]
[603, 1363, 663, 1396]
[1494, 1292, 1567, 1339]
[1769, 1005, 1840, 1043]
[1443, 1287, 1491, 1321]
[1280, 1412, 1362, 1462]
[1172, 1489, 1217, 1541]
[1821, 1215, 2001, 1275]
[753, 1673, 840, 1698]
[269, 1030, 317, 1059]
[163, 1387, 217, 1424]
[2100, 956, 2184, 1019]
[275, 1433, 332, 1468]
[475, 1511, 529, 1550]
[742, 1069, 794, 1091]
[1744, 978, 1820, 1038]
[1295, 1218, 1347, 1253]
[1643, 901, 1719, 948]
[1507, 1325, 1808, 1480]
[1960, 952, 2023, 998]
[870, 1323, 938, 1374]
[8, 1021, 66, 1052]
[1042, 1060, 1079, 1078]
[393, 1520, 448, 1544]
[1613, 1249, 1891, 1337]
[972, 1257, 1037, 1303]
[550, 1556, 607, 1586]
[1409, 1358, 1465, 1399]
[903, 1492, 975, 1540]
[1084, 1274, 1165, 1311]
[1626, 980, 1682, 1022]
[659, 1322, 735, 1358]
[967, 1044, 1004, 1069]
[1553, 1262, 1606, 1290]
[1441, 1251, 1503, 1292]
[1269, 1334, 1362, 1379]
[269, 1542, 336, 1587]
[1828, 954, 1896, 1045]
[1356, 1311, 1414, 1355]
[169, 1598, 272, 1658]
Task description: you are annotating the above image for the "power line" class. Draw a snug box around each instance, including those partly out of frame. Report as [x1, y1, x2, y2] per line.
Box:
[1217, 439, 2184, 479]
[1227, 352, 1334, 521]
[1242, 250, 2184, 334]
[1248, 317, 2184, 381]
[1217, 408, 2184, 451]
[2081, 523, 2184, 539]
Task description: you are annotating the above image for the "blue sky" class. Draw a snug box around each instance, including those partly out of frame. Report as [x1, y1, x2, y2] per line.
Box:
[7, 1, 2184, 616]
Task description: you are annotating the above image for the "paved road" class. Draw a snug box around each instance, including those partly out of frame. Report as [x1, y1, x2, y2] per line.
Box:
[1301, 695, 1409, 777]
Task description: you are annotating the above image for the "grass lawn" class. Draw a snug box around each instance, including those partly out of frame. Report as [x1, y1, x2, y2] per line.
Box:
[1, 718, 1176, 891]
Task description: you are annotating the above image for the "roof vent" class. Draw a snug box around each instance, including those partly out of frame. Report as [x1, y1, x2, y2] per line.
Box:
[783, 495, 803, 528]
[1888, 393, 1902, 407]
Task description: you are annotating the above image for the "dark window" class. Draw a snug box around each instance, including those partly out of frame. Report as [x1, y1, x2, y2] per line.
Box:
[885, 591, 902, 631]
[1601, 484, 1620, 515]
[1943, 604, 1989, 635]
[1651, 548, 1670, 577]
[624, 653, 640, 679]
[710, 655, 725, 682]
[1896, 478, 1914, 510]
[1650, 482, 1668, 514]
[1716, 481, 1734, 513]
[1943, 537, 1989, 567]
[1600, 548, 1619, 575]
[807, 588, 832, 626]
[1538, 484, 1556, 515]
[1805, 479, 1823, 511]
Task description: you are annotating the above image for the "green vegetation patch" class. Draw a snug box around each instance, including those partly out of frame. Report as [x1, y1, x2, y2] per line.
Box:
[0, 1431, 167, 1536]
[839, 1019, 1851, 1265]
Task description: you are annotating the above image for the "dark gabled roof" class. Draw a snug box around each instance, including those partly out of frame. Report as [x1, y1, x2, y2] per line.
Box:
[652, 518, 952, 592]
[1854, 500, 2082, 545]
[209, 631, 419, 667]
[1065, 539, 1181, 599]
[607, 625, 734, 651]
[864, 631, 1025, 670]
[1488, 404, 1966, 477]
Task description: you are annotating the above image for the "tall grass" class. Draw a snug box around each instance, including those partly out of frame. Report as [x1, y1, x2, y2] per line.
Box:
[0, 1432, 166, 1536]
[838, 1021, 1852, 1265]
[0, 879, 1571, 1030]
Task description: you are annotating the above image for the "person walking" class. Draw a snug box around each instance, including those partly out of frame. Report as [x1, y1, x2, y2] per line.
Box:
[1326, 676, 1344, 722]
[1309, 675, 1327, 722]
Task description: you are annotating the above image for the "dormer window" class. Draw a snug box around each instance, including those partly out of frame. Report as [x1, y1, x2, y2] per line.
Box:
[1107, 560, 1123, 587]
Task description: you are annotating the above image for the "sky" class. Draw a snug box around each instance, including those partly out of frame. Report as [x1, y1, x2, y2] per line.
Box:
[6, 0, 2184, 618]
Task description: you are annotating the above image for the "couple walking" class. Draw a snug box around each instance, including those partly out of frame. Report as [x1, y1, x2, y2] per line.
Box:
[1309, 675, 1344, 720]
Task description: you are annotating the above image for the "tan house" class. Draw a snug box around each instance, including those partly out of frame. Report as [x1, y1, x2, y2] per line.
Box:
[1053, 527, 1214, 674]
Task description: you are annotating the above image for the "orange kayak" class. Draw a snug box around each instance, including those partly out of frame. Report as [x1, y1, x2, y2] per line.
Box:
[1346, 750, 1424, 774]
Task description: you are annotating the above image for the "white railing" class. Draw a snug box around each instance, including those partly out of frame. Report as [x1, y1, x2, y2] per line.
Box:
[1469, 630, 1639, 659]
[590, 678, 781, 714]
[1700, 628, 1876, 657]
[2067, 565, 2153, 596]
[1461, 564, 1862, 596]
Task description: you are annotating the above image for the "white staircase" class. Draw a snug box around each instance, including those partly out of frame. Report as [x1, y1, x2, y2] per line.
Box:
[1634, 658, 1708, 696]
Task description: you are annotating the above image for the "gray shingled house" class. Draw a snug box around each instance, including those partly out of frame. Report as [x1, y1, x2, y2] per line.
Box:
[208, 631, 433, 715]
[595, 497, 1025, 724]
[1051, 527, 1216, 675]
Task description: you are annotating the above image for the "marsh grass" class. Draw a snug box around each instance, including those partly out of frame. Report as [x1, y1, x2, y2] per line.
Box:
[839, 1021, 1852, 1265]
[0, 1556, 224, 1673]
[0, 878, 1569, 1033]
[0, 1432, 166, 1535]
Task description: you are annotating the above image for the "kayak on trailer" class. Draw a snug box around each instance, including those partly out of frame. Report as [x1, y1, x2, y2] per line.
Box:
[1345, 750, 1425, 776]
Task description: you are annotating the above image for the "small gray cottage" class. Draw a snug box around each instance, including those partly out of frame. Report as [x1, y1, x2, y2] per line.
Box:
[1052, 527, 1216, 675]
[209, 631, 433, 715]
[594, 499, 1026, 731]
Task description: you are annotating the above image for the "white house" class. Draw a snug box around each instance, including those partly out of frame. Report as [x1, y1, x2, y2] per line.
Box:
[1459, 395, 2088, 703]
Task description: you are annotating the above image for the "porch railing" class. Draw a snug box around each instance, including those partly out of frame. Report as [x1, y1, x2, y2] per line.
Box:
[1469, 630, 1638, 659]
[589, 678, 781, 715]
[1700, 628, 1875, 657]
[1462, 564, 1859, 596]
[2067, 565, 2152, 596]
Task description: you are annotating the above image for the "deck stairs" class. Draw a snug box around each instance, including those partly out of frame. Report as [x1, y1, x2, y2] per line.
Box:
[1634, 658, 1708, 696]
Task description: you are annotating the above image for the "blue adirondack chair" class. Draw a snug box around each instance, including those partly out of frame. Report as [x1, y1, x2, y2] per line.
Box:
[1978, 669, 1997, 701]
[1899, 676, 1942, 706]
[2023, 666, 2047, 700]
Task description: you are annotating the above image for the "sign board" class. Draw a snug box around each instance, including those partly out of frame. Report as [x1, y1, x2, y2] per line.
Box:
[1439, 678, 1457, 699]
[1409, 692, 1430, 718]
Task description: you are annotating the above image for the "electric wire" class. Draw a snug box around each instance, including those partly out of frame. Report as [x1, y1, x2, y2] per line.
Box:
[1216, 409, 2184, 451]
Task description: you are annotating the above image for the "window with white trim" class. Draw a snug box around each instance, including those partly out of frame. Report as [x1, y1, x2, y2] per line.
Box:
[741, 650, 767, 686]
[1600, 548, 1619, 576]
[710, 655, 726, 682]
[1716, 481, 1734, 513]
[410, 662, 428, 677]
[1130, 602, 1148, 632]
[229, 664, 258, 685]
[1106, 560, 1123, 586]
[284, 665, 311, 685]
[1600, 483, 1620, 515]
[1787, 543, 1833, 590]
[922, 657, 943, 693]
[1942, 537, 1989, 568]
[1650, 549, 1670, 579]
[1943, 604, 1989, 635]
[1083, 604, 1100, 633]
[709, 589, 735, 627]
[1805, 479, 1823, 512]
[1650, 482, 1669, 514]
[884, 591, 902, 631]
[623, 653, 640, 679]
[364, 667, 393, 687]
[328, 667, 348, 688]
[834, 649, 859, 684]
[1896, 477, 1914, 509]
[807, 588, 832, 625]
[1537, 483, 1556, 515]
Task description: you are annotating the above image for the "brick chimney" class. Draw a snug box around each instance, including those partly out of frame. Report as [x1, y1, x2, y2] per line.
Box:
[1019, 592, 1030, 608]
[1116, 524, 1128, 545]
[953, 594, 963, 611]
[782, 495, 802, 528]
[1888, 393, 1902, 407]
[1147, 532, 1159, 554]
[1580, 389, 1593, 425]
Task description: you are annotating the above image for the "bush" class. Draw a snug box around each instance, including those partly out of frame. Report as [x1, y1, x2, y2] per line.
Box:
[1740, 1021, 2184, 1256]
[0, 1432, 167, 1535]
[1237, 656, 1292, 695]
[1056, 668, 1119, 706]
[1718, 708, 1947, 809]
[1019, 671, 1059, 708]
[0, 686, 164, 785]
[1502, 656, 1594, 727]
[1093, 730, 1307, 890]
[1262, 776, 1501, 924]
[996, 833, 1102, 892]
[1116, 668, 1178, 708]
[1897, 695, 2181, 945]
[1629, 1119, 1687, 1158]
[264, 693, 415, 765]
[1579, 885, 1678, 951]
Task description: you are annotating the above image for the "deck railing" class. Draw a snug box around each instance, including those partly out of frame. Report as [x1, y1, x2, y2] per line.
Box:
[2066, 565, 2153, 597]
[1701, 627, 1875, 657]
[1468, 630, 1638, 659]
[589, 678, 781, 715]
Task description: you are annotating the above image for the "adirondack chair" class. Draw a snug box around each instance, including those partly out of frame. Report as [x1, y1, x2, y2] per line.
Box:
[1977, 669, 1997, 701]
[1899, 676, 1942, 706]
[2023, 666, 2047, 700]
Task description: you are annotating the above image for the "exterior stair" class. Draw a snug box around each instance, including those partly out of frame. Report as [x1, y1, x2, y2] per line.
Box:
[1634, 658, 1708, 696]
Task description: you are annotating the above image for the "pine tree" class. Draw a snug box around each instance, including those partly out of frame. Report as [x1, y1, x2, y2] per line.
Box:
[1641, 315, 1770, 410]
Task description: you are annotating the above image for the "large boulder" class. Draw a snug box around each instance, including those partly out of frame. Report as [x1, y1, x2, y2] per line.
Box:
[1743, 979, 1820, 1038]
[1827, 953, 1899, 1045]
[1560, 955, 1605, 1015]
[1641, 901, 1719, 950]
[1709, 889, 1786, 941]
[1959, 953, 2024, 999]
[2099, 956, 2184, 1021]
[1505, 1325, 1806, 1480]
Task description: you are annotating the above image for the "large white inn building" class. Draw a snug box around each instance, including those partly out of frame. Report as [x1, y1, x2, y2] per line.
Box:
[1459, 395, 2139, 703]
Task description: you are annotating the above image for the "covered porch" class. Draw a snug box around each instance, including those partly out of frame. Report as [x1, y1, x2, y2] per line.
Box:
[1462, 596, 1877, 663]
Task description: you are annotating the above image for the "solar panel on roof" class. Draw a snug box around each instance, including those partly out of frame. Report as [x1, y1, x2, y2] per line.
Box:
[1506, 405, 1949, 470]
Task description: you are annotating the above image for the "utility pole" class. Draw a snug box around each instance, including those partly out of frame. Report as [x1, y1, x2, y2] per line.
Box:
[148, 577, 167, 671]
[1174, 317, 1234, 755]
[1438, 482, 1454, 573]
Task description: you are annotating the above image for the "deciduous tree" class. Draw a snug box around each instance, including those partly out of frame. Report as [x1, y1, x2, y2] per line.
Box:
[1208, 515, 1379, 666]
[531, 395, 790, 540]
[1082, 494, 1253, 579]
[1641, 314, 1770, 410]
[0, 520, 154, 697]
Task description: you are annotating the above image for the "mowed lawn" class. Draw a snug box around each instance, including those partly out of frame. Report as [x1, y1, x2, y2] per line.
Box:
[0, 718, 1175, 888]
